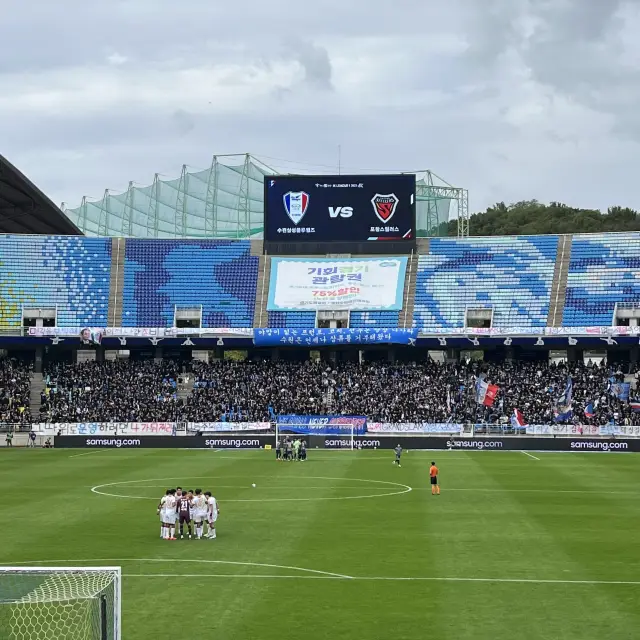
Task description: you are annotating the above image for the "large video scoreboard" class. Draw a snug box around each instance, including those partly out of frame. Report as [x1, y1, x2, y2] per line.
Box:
[264, 174, 416, 254]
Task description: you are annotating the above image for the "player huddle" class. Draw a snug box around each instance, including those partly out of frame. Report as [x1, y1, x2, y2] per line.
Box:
[276, 437, 307, 461]
[158, 487, 219, 540]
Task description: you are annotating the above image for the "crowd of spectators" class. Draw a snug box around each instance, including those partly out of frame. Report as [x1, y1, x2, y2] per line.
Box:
[0, 356, 634, 426]
[0, 359, 31, 425]
[38, 360, 184, 423]
[183, 358, 640, 426]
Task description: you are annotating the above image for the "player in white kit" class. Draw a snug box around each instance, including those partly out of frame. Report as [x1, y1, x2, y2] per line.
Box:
[163, 489, 178, 540]
[191, 489, 207, 539]
[204, 491, 219, 539]
[157, 490, 170, 538]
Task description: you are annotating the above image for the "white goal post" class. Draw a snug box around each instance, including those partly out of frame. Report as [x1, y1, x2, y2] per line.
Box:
[275, 423, 357, 449]
[0, 566, 121, 640]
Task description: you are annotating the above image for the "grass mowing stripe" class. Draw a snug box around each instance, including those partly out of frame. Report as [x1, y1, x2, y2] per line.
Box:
[477, 451, 640, 628]
[2, 448, 639, 639]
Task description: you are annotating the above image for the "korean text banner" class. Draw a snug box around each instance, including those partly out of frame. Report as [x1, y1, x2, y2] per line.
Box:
[367, 423, 463, 434]
[264, 174, 415, 244]
[28, 327, 253, 337]
[277, 415, 367, 435]
[254, 328, 418, 347]
[32, 422, 176, 436]
[267, 257, 407, 311]
[186, 422, 271, 432]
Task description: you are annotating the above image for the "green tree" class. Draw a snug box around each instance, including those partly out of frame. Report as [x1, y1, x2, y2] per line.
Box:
[445, 201, 640, 237]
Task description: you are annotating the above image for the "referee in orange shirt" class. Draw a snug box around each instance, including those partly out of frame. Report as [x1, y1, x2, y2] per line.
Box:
[429, 461, 440, 495]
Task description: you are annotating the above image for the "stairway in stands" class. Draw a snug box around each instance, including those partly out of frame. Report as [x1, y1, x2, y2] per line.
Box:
[401, 241, 427, 328]
[29, 372, 45, 422]
[253, 245, 271, 329]
[547, 234, 573, 327]
[108, 237, 126, 327]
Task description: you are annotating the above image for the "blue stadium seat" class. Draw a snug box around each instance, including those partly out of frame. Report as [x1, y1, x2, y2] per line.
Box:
[350, 311, 400, 328]
[0, 235, 111, 329]
[563, 233, 640, 326]
[122, 240, 258, 328]
[267, 311, 316, 329]
[413, 236, 559, 330]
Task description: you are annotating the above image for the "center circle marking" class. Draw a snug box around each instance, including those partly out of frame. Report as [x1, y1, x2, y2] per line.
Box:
[91, 475, 412, 502]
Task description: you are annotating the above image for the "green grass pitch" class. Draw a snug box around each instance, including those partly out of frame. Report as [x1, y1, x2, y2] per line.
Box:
[1, 447, 640, 639]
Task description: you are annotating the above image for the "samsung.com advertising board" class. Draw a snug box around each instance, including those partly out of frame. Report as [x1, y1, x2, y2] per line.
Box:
[319, 438, 639, 452]
[54, 436, 640, 452]
[54, 436, 275, 449]
[264, 174, 415, 246]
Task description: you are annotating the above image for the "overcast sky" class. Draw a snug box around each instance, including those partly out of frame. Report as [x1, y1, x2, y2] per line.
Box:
[2, 0, 640, 216]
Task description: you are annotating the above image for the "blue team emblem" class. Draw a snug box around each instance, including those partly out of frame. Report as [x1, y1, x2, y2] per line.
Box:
[283, 191, 309, 225]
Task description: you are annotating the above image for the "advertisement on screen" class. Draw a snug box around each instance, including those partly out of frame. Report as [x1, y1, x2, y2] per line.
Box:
[264, 174, 415, 244]
[267, 257, 407, 311]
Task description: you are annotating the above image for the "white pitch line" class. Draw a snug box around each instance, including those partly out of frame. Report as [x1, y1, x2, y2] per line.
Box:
[105, 484, 394, 490]
[445, 488, 640, 496]
[521, 451, 540, 461]
[89, 484, 640, 496]
[90, 475, 412, 503]
[7, 558, 639, 586]
[69, 450, 110, 459]
[5, 558, 353, 579]
[119, 574, 640, 586]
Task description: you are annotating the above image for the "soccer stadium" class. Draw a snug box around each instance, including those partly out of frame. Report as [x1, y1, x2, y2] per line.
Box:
[1, 152, 640, 639]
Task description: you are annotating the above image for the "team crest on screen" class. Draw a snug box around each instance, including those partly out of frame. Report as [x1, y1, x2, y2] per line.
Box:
[283, 191, 310, 225]
[371, 193, 399, 223]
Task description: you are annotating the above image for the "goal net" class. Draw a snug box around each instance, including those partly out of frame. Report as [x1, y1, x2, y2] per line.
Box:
[0, 567, 121, 640]
[275, 423, 357, 449]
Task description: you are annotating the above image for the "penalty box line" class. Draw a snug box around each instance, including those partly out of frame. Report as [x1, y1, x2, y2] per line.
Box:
[122, 574, 640, 586]
[7, 558, 639, 587]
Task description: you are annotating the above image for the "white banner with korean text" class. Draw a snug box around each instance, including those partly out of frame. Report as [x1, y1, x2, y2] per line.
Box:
[267, 257, 407, 311]
[27, 327, 252, 338]
[527, 424, 602, 436]
[187, 422, 271, 432]
[367, 423, 463, 434]
[32, 422, 176, 436]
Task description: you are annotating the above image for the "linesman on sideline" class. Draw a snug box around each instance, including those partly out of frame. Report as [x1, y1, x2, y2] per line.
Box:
[429, 461, 440, 495]
[393, 444, 402, 467]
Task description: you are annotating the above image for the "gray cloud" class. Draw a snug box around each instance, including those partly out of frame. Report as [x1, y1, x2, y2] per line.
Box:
[1, 0, 640, 218]
[285, 39, 333, 90]
[171, 109, 196, 136]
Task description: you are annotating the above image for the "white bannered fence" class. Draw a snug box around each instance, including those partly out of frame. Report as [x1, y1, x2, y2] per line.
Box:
[31, 423, 271, 436]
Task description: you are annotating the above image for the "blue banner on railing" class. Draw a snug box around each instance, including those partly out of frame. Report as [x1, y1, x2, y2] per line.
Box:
[254, 328, 418, 347]
[277, 415, 367, 435]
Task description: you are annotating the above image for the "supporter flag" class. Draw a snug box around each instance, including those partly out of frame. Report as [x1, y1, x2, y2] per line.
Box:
[475, 379, 499, 407]
[629, 401, 640, 412]
[554, 377, 573, 422]
[611, 382, 630, 401]
[584, 402, 595, 419]
[511, 408, 527, 429]
[446, 386, 452, 413]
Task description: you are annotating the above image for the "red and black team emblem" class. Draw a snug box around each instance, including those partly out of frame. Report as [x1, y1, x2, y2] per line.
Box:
[371, 193, 399, 223]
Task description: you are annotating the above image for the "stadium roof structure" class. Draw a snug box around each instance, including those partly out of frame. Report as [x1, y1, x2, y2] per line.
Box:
[63, 153, 469, 239]
[0, 154, 82, 235]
